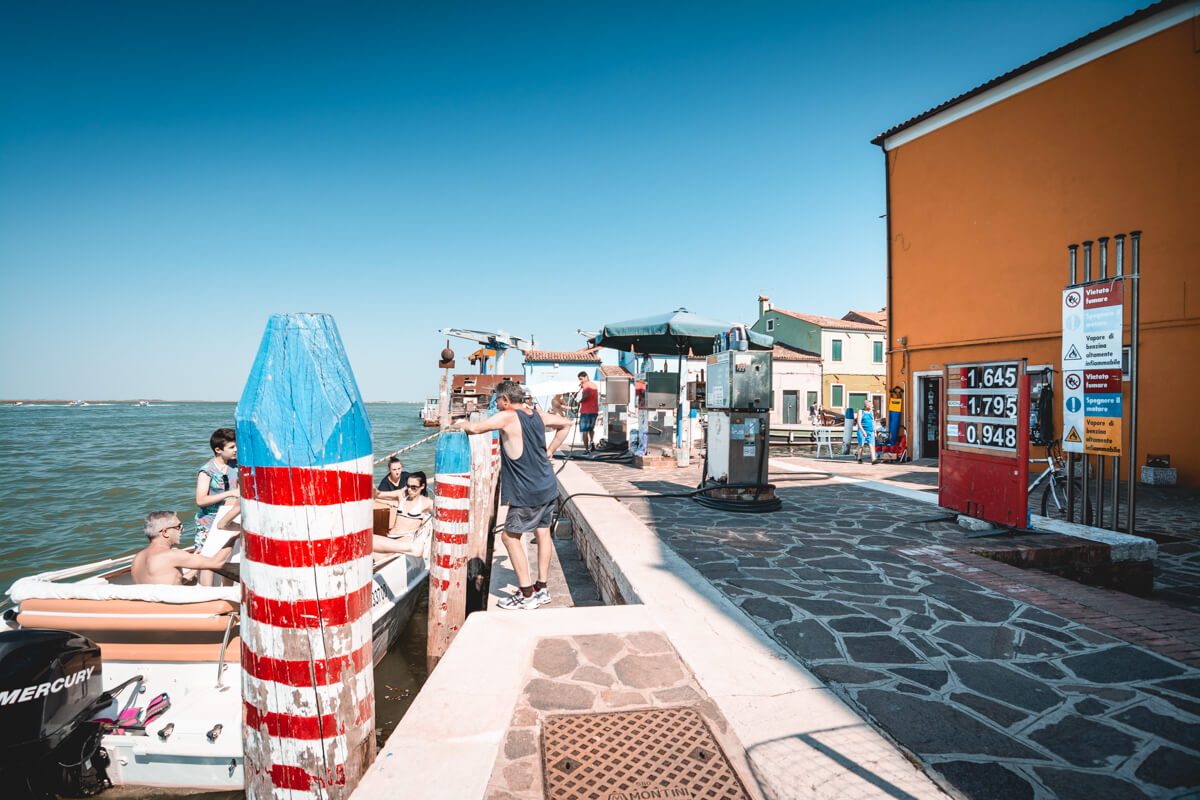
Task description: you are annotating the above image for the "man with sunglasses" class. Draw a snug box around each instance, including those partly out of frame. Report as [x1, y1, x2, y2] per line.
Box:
[450, 380, 572, 610]
[132, 511, 233, 585]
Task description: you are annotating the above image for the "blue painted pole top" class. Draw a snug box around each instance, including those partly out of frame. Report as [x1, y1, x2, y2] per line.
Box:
[435, 430, 471, 474]
[236, 313, 372, 468]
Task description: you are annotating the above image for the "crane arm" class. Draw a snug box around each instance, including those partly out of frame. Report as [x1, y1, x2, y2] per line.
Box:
[440, 328, 534, 351]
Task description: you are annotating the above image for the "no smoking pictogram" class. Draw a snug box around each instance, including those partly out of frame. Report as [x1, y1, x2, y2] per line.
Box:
[1065, 291, 1081, 308]
[1065, 373, 1082, 390]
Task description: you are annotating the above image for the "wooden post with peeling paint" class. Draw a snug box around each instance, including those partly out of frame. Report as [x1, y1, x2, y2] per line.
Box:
[427, 430, 471, 670]
[466, 413, 497, 609]
[235, 313, 375, 799]
[438, 371, 450, 430]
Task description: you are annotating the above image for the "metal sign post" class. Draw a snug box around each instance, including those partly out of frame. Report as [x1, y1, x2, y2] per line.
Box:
[1127, 231, 1142, 534]
[1062, 232, 1138, 533]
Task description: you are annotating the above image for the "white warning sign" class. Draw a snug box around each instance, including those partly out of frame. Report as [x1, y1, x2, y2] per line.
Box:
[1061, 281, 1124, 455]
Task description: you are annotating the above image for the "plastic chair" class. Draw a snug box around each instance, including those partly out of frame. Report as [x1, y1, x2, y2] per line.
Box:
[814, 427, 834, 459]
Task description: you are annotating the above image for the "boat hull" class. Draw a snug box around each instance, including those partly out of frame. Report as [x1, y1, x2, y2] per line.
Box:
[9, 552, 428, 793]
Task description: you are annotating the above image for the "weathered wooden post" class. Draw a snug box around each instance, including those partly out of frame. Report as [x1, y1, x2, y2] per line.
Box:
[427, 430, 471, 670]
[236, 313, 376, 799]
[466, 414, 497, 608]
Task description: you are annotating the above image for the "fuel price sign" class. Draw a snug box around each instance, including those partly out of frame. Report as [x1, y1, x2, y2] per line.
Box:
[944, 360, 1024, 458]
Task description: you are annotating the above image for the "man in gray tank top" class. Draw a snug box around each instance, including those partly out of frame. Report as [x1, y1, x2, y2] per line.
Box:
[451, 380, 572, 609]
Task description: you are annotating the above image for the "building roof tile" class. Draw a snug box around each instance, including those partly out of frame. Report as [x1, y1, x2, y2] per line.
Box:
[523, 348, 601, 364]
[772, 344, 822, 362]
[771, 308, 885, 332]
[843, 308, 888, 326]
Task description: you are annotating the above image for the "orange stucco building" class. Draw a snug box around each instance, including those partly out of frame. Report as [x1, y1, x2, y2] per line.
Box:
[874, 0, 1200, 487]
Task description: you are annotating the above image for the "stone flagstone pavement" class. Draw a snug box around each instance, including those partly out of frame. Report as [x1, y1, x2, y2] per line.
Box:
[571, 457, 1200, 799]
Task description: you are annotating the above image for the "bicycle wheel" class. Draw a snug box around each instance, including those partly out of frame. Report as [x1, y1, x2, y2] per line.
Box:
[1041, 479, 1093, 525]
[1040, 478, 1067, 517]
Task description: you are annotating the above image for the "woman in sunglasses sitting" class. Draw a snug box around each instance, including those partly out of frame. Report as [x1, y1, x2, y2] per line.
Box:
[373, 471, 433, 557]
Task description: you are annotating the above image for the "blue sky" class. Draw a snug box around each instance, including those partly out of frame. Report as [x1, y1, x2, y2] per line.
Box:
[0, 1, 1144, 401]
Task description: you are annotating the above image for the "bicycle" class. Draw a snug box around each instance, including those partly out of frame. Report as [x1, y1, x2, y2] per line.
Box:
[1029, 439, 1093, 524]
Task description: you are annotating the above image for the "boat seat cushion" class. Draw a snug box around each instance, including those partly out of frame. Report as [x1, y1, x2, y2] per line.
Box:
[8, 577, 240, 604]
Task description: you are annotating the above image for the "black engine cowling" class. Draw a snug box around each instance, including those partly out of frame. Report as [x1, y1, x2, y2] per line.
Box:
[0, 629, 111, 799]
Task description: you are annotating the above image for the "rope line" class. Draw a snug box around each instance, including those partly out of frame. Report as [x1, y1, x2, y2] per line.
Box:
[374, 430, 442, 465]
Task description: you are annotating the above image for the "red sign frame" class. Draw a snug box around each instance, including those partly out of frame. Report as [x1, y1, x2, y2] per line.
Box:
[939, 360, 1031, 529]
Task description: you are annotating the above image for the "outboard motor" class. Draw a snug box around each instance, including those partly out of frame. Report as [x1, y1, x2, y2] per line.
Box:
[0, 629, 113, 799]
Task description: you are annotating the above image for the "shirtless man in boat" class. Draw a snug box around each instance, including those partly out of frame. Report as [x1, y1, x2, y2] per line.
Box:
[132, 511, 233, 586]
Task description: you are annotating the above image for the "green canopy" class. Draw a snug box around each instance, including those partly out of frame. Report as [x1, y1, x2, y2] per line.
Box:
[594, 308, 773, 356]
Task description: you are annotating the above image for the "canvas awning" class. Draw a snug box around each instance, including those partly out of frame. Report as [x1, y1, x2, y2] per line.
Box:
[593, 308, 773, 356]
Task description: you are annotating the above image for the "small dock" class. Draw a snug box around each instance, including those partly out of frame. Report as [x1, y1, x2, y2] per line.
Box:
[356, 451, 1200, 799]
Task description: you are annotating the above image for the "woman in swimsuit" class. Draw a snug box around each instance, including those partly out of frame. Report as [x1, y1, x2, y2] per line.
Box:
[373, 472, 433, 556]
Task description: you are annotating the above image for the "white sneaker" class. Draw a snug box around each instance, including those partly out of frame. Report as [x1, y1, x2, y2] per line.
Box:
[498, 590, 543, 610]
[533, 587, 551, 606]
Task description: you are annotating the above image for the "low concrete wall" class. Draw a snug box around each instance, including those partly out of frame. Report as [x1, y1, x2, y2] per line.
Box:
[559, 483, 637, 606]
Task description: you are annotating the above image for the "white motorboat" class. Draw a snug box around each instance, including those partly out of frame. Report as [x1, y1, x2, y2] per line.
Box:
[0, 528, 429, 794]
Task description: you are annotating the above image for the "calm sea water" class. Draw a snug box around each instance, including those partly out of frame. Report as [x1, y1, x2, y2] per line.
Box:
[0, 401, 437, 796]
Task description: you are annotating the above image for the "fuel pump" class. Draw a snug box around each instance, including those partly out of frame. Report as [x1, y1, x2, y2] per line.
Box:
[603, 373, 631, 449]
[633, 369, 679, 456]
[704, 342, 774, 502]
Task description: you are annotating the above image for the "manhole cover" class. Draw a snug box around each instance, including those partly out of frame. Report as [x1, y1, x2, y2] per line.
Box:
[541, 706, 750, 800]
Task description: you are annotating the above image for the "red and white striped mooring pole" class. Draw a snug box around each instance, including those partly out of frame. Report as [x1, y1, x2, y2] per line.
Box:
[427, 430, 471, 670]
[236, 313, 375, 798]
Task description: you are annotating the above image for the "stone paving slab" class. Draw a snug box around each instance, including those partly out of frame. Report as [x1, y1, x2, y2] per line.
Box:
[557, 466, 949, 800]
[571, 457, 1200, 799]
[899, 546, 1200, 668]
[483, 630, 758, 800]
[796, 454, 1200, 614]
[357, 600, 944, 800]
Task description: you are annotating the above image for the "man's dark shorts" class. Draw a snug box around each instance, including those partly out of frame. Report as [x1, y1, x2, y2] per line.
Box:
[578, 413, 598, 433]
[506, 501, 555, 534]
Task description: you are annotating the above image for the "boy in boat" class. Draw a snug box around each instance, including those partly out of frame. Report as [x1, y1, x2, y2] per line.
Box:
[133, 511, 233, 585]
[450, 380, 572, 610]
[195, 428, 240, 550]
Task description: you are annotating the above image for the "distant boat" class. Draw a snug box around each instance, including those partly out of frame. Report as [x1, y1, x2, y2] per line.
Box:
[135, 400, 150, 407]
[420, 396, 441, 427]
[67, 400, 88, 407]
